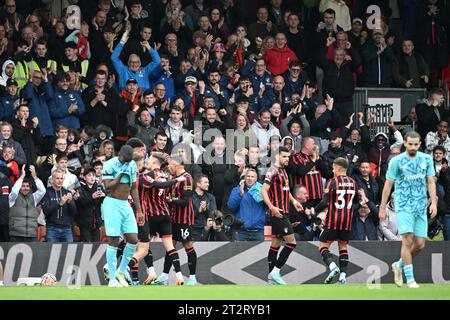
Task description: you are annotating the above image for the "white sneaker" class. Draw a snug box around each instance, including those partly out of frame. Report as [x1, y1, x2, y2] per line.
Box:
[391, 262, 403, 287]
[407, 281, 420, 289]
[108, 279, 123, 287]
[115, 270, 130, 287]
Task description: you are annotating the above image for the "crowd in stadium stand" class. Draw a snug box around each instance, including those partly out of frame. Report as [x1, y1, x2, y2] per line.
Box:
[0, 0, 449, 243]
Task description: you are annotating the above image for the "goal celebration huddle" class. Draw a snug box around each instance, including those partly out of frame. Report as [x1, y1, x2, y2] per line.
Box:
[102, 131, 434, 288]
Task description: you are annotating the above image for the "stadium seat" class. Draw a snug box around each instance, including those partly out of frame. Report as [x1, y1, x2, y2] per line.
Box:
[37, 226, 46, 242]
[442, 68, 450, 90]
[73, 226, 80, 242]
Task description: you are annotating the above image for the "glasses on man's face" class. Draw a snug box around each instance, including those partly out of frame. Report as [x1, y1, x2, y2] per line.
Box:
[155, 88, 165, 92]
[57, 143, 67, 146]
[291, 68, 301, 72]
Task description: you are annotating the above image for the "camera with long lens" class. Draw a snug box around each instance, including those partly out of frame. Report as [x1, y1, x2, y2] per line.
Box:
[428, 218, 444, 239]
[214, 216, 223, 225]
[313, 217, 322, 225]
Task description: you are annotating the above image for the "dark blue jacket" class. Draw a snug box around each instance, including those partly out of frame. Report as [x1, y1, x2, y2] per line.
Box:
[0, 94, 18, 120]
[204, 84, 230, 109]
[227, 184, 266, 230]
[240, 60, 273, 91]
[283, 70, 309, 95]
[350, 214, 379, 241]
[49, 87, 85, 129]
[353, 174, 380, 215]
[259, 87, 291, 113]
[149, 65, 175, 100]
[21, 81, 54, 137]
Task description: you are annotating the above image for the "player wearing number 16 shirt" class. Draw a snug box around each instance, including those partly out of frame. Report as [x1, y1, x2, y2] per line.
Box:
[312, 157, 357, 285]
[152, 156, 198, 286]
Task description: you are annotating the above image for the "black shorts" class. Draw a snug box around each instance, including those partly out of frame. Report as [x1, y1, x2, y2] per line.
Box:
[270, 215, 294, 238]
[319, 228, 350, 244]
[137, 220, 150, 242]
[172, 223, 193, 242]
[148, 215, 172, 238]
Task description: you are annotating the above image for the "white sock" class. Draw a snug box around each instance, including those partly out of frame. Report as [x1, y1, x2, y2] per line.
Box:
[160, 272, 169, 279]
[271, 267, 281, 275]
[329, 262, 337, 271]
[147, 267, 156, 275]
[339, 272, 346, 280]
[176, 272, 183, 280]
[189, 275, 196, 280]
[0, 280, 3, 286]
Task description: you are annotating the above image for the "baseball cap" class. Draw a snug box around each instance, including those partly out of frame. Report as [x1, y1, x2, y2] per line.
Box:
[6, 78, 18, 87]
[184, 76, 197, 84]
[213, 43, 226, 53]
[352, 18, 363, 25]
[126, 78, 138, 85]
[375, 132, 388, 140]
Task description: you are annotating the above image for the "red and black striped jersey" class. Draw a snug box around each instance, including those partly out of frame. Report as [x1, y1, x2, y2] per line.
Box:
[322, 175, 357, 231]
[264, 166, 290, 215]
[170, 172, 194, 225]
[139, 169, 172, 218]
[290, 152, 324, 200]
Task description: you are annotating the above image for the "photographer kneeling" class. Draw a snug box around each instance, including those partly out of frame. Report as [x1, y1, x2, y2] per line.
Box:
[202, 210, 229, 241]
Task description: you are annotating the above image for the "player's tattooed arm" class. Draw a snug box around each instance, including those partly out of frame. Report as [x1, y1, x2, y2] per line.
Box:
[427, 176, 437, 219]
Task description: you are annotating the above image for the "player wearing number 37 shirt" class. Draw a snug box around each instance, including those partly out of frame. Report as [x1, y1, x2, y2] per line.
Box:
[312, 157, 358, 285]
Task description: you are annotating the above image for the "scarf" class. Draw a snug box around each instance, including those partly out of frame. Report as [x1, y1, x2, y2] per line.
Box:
[120, 87, 142, 109]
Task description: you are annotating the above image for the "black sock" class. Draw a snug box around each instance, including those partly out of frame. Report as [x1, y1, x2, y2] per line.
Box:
[128, 257, 139, 282]
[268, 246, 280, 273]
[144, 249, 154, 268]
[116, 240, 126, 259]
[275, 243, 296, 269]
[163, 252, 172, 273]
[185, 247, 197, 275]
[320, 247, 334, 267]
[339, 250, 349, 274]
[167, 249, 181, 273]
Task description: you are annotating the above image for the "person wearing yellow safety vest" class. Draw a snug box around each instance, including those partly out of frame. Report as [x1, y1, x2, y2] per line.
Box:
[59, 42, 90, 89]
[12, 40, 33, 89]
[27, 39, 57, 77]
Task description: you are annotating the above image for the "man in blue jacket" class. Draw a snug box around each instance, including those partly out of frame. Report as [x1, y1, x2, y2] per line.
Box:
[111, 23, 161, 91]
[227, 168, 266, 241]
[49, 72, 85, 129]
[20, 67, 54, 139]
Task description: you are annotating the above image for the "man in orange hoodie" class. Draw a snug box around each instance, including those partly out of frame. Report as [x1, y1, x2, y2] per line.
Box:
[263, 32, 298, 75]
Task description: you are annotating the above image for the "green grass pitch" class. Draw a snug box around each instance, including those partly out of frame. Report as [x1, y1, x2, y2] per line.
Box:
[1, 284, 450, 300]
